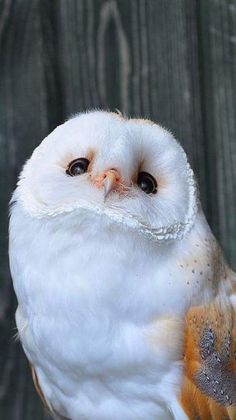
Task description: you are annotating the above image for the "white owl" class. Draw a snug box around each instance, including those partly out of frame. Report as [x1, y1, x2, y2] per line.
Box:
[9, 111, 236, 419]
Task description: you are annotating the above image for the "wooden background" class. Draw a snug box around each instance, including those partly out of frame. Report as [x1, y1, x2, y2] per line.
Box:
[0, 0, 235, 418]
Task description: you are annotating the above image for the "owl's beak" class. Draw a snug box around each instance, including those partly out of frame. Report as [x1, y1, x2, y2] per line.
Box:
[102, 169, 120, 200]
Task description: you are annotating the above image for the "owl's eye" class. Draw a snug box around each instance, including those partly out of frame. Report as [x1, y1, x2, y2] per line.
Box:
[137, 171, 157, 194]
[66, 158, 90, 176]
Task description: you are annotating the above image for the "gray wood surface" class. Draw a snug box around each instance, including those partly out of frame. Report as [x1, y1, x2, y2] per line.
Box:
[0, 0, 235, 418]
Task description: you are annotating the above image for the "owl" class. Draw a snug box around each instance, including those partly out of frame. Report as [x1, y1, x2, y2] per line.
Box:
[9, 111, 236, 419]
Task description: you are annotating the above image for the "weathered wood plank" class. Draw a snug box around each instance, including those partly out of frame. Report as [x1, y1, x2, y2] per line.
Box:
[0, 0, 56, 418]
[198, 0, 236, 266]
[141, 0, 207, 201]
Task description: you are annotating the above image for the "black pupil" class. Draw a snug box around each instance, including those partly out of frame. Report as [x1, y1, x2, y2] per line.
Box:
[67, 158, 89, 176]
[137, 171, 157, 194]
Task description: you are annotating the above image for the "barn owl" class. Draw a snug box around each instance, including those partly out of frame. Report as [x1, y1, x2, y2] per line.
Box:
[9, 111, 236, 419]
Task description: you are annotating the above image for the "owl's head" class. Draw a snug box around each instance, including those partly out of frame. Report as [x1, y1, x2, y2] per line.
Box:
[14, 111, 198, 242]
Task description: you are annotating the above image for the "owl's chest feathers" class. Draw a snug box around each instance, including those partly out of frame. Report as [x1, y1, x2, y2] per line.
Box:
[14, 227, 188, 418]
[22, 223, 181, 345]
[12, 211, 218, 418]
[15, 214, 216, 358]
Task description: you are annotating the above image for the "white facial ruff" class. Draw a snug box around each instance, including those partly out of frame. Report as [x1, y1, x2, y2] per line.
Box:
[16, 144, 198, 244]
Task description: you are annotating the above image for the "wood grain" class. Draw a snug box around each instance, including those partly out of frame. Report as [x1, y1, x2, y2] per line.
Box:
[0, 0, 54, 418]
[198, 0, 236, 265]
[0, 0, 235, 417]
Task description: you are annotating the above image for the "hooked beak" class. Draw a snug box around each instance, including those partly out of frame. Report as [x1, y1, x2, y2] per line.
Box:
[102, 169, 120, 201]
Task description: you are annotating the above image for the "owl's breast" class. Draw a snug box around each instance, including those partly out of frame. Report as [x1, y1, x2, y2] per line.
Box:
[10, 207, 217, 419]
[15, 290, 186, 420]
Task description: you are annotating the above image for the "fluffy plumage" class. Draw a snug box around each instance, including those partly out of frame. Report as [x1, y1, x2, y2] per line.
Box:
[9, 111, 236, 419]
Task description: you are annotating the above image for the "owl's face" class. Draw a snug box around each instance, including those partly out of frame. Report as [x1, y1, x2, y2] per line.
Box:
[15, 111, 197, 242]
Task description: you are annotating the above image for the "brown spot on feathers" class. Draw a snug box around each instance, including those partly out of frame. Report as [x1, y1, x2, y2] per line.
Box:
[59, 148, 96, 171]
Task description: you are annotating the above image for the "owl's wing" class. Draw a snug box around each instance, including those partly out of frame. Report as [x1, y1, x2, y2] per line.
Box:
[30, 365, 54, 414]
[180, 271, 236, 419]
[31, 365, 69, 419]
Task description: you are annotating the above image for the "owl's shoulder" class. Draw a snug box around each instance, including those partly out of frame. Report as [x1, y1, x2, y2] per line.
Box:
[181, 274, 236, 419]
